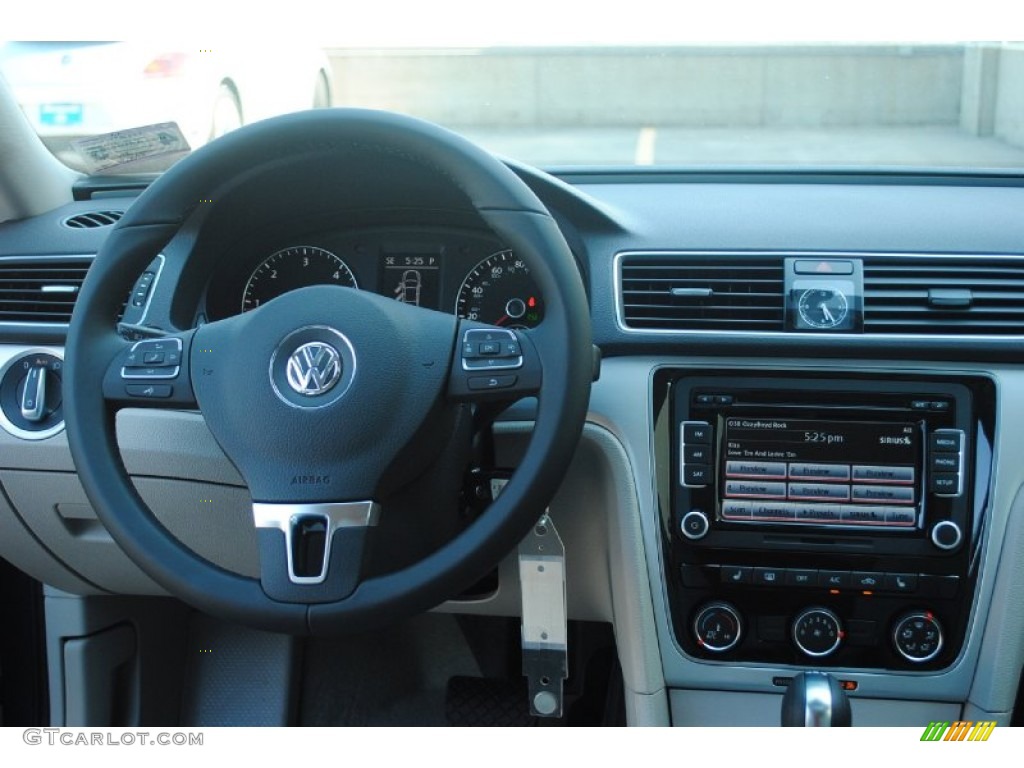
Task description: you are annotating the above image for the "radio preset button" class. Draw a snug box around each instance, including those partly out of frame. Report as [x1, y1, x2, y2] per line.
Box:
[725, 461, 787, 479]
[788, 463, 851, 481]
[788, 482, 850, 501]
[725, 480, 787, 499]
[851, 465, 915, 484]
[851, 485, 914, 504]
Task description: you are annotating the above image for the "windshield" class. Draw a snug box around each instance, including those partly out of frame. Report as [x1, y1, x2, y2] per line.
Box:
[2, 23, 1021, 173]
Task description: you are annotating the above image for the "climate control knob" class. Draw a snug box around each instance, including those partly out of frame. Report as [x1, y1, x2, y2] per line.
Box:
[693, 601, 742, 652]
[792, 607, 843, 658]
[893, 612, 944, 663]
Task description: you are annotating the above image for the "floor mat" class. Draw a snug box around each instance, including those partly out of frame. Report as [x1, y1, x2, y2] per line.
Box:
[298, 613, 482, 726]
[445, 676, 537, 726]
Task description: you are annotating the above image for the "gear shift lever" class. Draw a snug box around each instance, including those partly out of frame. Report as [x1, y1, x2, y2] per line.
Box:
[781, 671, 852, 726]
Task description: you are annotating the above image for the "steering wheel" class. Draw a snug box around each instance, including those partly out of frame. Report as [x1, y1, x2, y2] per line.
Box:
[64, 109, 592, 635]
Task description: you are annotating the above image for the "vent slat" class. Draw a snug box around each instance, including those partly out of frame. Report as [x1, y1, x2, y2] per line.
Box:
[863, 257, 1024, 335]
[620, 255, 785, 332]
[0, 258, 92, 323]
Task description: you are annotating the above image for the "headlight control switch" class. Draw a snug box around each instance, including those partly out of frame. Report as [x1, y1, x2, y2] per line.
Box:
[0, 351, 64, 440]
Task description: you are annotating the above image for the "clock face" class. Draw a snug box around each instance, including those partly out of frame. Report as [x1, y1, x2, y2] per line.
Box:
[797, 287, 849, 329]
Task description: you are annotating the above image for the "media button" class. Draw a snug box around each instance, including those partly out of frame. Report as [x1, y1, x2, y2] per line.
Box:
[754, 567, 785, 587]
[788, 482, 850, 501]
[818, 570, 851, 589]
[851, 485, 915, 504]
[720, 500, 752, 520]
[929, 430, 963, 453]
[852, 465, 915, 484]
[725, 480, 787, 499]
[725, 461, 787, 479]
[788, 463, 851, 481]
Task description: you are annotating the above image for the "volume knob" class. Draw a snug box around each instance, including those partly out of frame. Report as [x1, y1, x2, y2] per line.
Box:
[930, 521, 962, 551]
[680, 510, 710, 540]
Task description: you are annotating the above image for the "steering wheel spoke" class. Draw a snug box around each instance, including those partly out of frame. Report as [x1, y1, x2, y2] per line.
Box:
[447, 322, 542, 403]
[101, 329, 197, 408]
[253, 500, 380, 604]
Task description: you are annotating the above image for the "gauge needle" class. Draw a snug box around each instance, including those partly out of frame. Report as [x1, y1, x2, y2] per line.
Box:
[821, 303, 834, 323]
[495, 315, 509, 326]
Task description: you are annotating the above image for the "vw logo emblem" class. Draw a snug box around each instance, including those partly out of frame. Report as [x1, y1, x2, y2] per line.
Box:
[286, 342, 342, 396]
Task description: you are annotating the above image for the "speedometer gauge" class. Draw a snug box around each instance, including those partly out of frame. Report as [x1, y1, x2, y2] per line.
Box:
[242, 246, 357, 312]
[455, 250, 543, 328]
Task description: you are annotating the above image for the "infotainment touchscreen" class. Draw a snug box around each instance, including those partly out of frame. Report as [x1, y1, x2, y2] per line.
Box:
[719, 418, 920, 527]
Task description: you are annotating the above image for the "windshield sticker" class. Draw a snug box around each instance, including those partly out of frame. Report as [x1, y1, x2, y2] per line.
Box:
[71, 122, 190, 174]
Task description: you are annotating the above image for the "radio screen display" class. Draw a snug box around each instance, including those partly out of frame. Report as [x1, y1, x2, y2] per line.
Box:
[720, 418, 920, 527]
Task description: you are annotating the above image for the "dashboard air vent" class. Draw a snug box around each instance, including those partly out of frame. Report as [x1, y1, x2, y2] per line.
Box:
[863, 256, 1024, 335]
[0, 258, 92, 323]
[63, 210, 123, 229]
[619, 254, 785, 331]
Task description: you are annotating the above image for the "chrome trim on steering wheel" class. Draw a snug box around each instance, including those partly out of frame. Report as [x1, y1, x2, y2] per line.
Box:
[253, 501, 380, 585]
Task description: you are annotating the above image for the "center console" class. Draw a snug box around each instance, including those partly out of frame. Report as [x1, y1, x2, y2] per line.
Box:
[653, 371, 994, 671]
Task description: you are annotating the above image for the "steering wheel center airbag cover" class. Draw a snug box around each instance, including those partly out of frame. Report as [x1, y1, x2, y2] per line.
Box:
[272, 327, 353, 405]
[191, 285, 457, 502]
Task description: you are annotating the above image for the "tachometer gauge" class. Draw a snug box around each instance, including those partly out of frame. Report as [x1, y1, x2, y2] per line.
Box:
[455, 250, 543, 328]
[242, 246, 357, 312]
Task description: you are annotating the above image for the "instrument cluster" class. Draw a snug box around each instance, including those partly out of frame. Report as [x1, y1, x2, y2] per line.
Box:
[202, 227, 545, 328]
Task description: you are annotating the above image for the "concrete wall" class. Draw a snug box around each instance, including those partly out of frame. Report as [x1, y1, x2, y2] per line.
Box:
[994, 44, 1024, 148]
[327, 45, 964, 129]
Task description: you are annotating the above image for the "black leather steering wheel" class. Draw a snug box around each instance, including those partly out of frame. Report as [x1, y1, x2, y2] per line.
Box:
[64, 109, 592, 634]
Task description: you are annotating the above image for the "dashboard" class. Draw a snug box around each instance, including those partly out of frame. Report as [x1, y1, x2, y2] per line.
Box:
[1, 161, 1024, 728]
